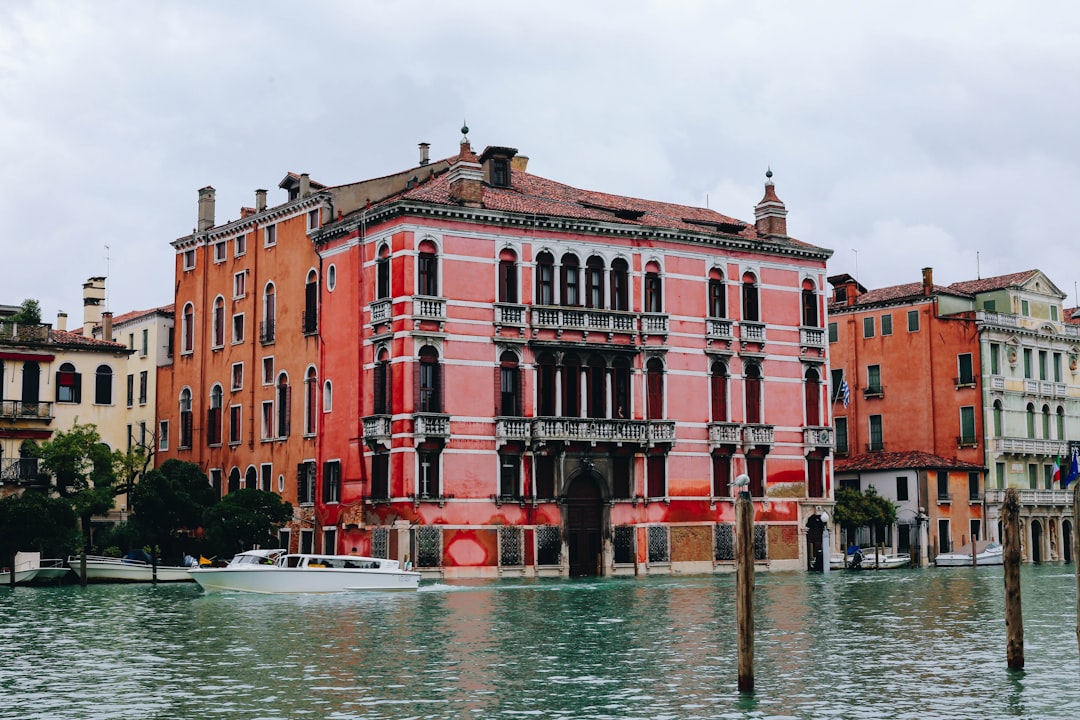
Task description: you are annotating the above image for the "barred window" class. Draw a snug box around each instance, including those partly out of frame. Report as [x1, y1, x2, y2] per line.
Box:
[614, 525, 636, 565]
[714, 523, 734, 561]
[499, 526, 523, 567]
[415, 526, 441, 568]
[536, 525, 562, 566]
[647, 525, 670, 564]
[753, 524, 768, 561]
[371, 528, 389, 559]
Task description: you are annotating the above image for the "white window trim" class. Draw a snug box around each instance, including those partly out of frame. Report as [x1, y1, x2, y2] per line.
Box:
[232, 312, 245, 344]
[231, 362, 244, 392]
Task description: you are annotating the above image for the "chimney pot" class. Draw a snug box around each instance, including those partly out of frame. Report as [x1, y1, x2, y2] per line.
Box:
[56, 311, 67, 332]
[102, 312, 113, 343]
[299, 173, 311, 197]
[255, 189, 268, 212]
[419, 142, 430, 166]
[922, 267, 933, 295]
[197, 186, 216, 232]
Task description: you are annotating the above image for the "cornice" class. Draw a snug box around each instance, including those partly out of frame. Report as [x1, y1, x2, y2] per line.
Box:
[171, 192, 329, 250]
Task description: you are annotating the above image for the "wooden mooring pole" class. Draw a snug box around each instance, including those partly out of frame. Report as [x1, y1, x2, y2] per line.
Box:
[1073, 481, 1079, 661]
[1003, 488, 1024, 670]
[735, 487, 755, 692]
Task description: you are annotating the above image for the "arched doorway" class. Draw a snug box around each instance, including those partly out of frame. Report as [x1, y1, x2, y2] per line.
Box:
[1063, 519, 1073, 564]
[565, 473, 604, 577]
[1030, 519, 1043, 563]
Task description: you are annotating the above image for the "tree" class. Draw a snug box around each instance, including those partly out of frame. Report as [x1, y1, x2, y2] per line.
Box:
[833, 486, 898, 545]
[0, 490, 80, 563]
[202, 489, 293, 559]
[9, 298, 42, 325]
[130, 459, 217, 562]
[37, 423, 120, 576]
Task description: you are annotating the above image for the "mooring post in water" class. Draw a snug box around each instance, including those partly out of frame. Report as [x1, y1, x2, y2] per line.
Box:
[735, 476, 755, 692]
[1073, 480, 1079, 660]
[1003, 487, 1024, 670]
[972, 535, 978, 568]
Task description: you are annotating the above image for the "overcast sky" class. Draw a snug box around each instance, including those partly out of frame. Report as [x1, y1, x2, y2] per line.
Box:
[3, 1, 1079, 324]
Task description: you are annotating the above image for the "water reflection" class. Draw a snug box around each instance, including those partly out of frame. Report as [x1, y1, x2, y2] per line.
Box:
[1, 566, 1078, 719]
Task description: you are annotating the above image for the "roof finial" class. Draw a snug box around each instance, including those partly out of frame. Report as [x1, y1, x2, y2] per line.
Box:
[765, 166, 774, 185]
[461, 120, 470, 142]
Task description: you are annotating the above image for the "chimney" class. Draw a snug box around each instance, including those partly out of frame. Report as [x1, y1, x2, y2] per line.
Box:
[299, 173, 311, 197]
[922, 267, 933, 296]
[255, 189, 268, 212]
[102, 311, 113, 343]
[82, 277, 106, 337]
[197, 186, 216, 232]
[753, 169, 788, 237]
[448, 129, 484, 207]
[419, 142, 430, 166]
[56, 311, 67, 332]
[511, 155, 529, 172]
[240, 206, 256, 219]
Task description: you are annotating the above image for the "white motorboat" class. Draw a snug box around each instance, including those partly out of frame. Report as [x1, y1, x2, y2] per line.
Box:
[67, 554, 196, 583]
[15, 552, 71, 584]
[0, 568, 41, 585]
[189, 549, 421, 594]
[935, 541, 1004, 567]
[830, 549, 911, 570]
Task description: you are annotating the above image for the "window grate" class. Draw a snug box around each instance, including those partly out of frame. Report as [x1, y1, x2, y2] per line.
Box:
[536, 525, 562, 566]
[499, 526, 523, 567]
[647, 525, 670, 563]
[753, 524, 768, 561]
[614, 525, 636, 564]
[715, 523, 734, 561]
[371, 527, 389, 559]
[415, 526, 441, 568]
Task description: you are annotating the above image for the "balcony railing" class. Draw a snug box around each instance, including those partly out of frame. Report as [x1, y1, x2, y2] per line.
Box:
[362, 414, 392, 451]
[956, 435, 979, 448]
[707, 318, 733, 342]
[740, 321, 766, 344]
[640, 312, 669, 336]
[800, 327, 825, 349]
[989, 375, 1006, 391]
[413, 412, 450, 443]
[953, 376, 977, 388]
[495, 303, 527, 328]
[985, 488, 1074, 507]
[993, 436, 1068, 457]
[647, 420, 677, 445]
[532, 417, 648, 444]
[743, 424, 774, 448]
[863, 385, 884, 398]
[495, 417, 531, 446]
[0, 400, 53, 421]
[803, 426, 834, 448]
[708, 421, 741, 448]
[530, 307, 638, 337]
[0, 321, 50, 343]
[369, 298, 391, 325]
[413, 296, 446, 320]
[259, 320, 276, 344]
[0, 458, 39, 482]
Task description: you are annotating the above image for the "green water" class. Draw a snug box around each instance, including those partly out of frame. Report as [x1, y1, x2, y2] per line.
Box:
[2, 565, 1078, 719]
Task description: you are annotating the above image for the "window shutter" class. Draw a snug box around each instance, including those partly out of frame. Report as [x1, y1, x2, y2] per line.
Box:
[494, 366, 501, 416]
[434, 361, 443, 413]
[284, 385, 292, 437]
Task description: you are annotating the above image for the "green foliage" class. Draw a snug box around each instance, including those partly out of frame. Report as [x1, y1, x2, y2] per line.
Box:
[130, 459, 217, 545]
[202, 489, 293, 557]
[9, 298, 42, 325]
[0, 490, 80, 560]
[37, 423, 121, 550]
[833, 485, 897, 531]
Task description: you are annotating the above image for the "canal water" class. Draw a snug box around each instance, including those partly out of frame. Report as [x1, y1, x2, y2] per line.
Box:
[2, 565, 1078, 720]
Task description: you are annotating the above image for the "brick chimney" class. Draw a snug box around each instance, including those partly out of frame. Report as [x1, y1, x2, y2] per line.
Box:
[197, 186, 216, 232]
[82, 277, 106, 337]
[299, 173, 311, 197]
[255, 189, 268, 212]
[56, 311, 67, 332]
[448, 134, 483, 208]
[754, 169, 788, 237]
[922, 267, 933, 296]
[101, 311, 113, 343]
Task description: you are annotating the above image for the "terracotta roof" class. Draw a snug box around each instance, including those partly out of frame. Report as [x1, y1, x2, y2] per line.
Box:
[49, 328, 129, 350]
[836, 451, 985, 472]
[946, 270, 1039, 295]
[828, 281, 966, 311]
[103, 304, 175, 327]
[1065, 306, 1080, 324]
[345, 160, 825, 253]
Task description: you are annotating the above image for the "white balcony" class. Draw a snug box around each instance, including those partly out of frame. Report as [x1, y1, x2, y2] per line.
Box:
[530, 306, 638, 339]
[413, 412, 450, 445]
[640, 312, 669, 337]
[993, 436, 1069, 457]
[800, 327, 825, 349]
[985, 488, 1074, 508]
[740, 321, 766, 345]
[743, 424, 774, 449]
[369, 298, 391, 325]
[495, 417, 531, 447]
[708, 422, 741, 449]
[531, 417, 647, 445]
[362, 414, 392, 451]
[803, 426, 834, 448]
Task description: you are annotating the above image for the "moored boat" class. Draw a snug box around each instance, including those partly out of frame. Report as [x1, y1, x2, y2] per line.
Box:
[31, 558, 72, 583]
[935, 541, 1003, 567]
[0, 568, 41, 585]
[189, 549, 421, 594]
[830, 549, 911, 570]
[67, 554, 196, 583]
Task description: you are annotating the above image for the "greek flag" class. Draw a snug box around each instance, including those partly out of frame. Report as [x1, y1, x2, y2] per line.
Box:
[840, 376, 850, 408]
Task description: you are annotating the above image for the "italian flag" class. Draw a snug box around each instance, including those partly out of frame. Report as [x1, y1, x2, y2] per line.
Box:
[1052, 455, 1062, 485]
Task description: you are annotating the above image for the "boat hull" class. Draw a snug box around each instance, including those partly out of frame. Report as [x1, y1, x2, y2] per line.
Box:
[68, 557, 195, 583]
[190, 566, 420, 594]
[0, 568, 41, 585]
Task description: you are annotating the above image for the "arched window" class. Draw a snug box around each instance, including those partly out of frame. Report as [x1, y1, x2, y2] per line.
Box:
[323, 380, 333, 413]
[417, 346, 441, 413]
[536, 352, 557, 417]
[613, 357, 631, 419]
[742, 272, 760, 322]
[373, 349, 392, 415]
[536, 252, 555, 305]
[585, 256, 605, 309]
[207, 384, 223, 446]
[181, 302, 194, 353]
[326, 264, 337, 291]
[563, 353, 581, 417]
[561, 253, 580, 306]
[644, 262, 662, 313]
[262, 283, 276, 343]
[228, 467, 241, 494]
[1026, 403, 1035, 439]
[745, 362, 763, 424]
[94, 365, 113, 405]
[212, 296, 225, 348]
[245, 466, 258, 490]
[801, 279, 818, 327]
[304, 367, 318, 435]
[993, 400, 1003, 435]
[804, 366, 821, 426]
[377, 244, 391, 299]
[498, 350, 521, 417]
[708, 270, 725, 318]
[276, 372, 291, 438]
[1042, 404, 1051, 439]
[710, 360, 728, 422]
[179, 388, 193, 449]
[56, 362, 81, 404]
[587, 354, 606, 419]
[498, 249, 518, 304]
[303, 270, 318, 334]
[1057, 406, 1065, 439]
[646, 357, 664, 419]
[417, 239, 438, 297]
[610, 258, 629, 311]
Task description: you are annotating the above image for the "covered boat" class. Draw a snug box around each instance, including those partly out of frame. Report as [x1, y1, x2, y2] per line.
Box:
[67, 554, 196, 582]
[189, 549, 421, 594]
[935, 541, 1004, 567]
